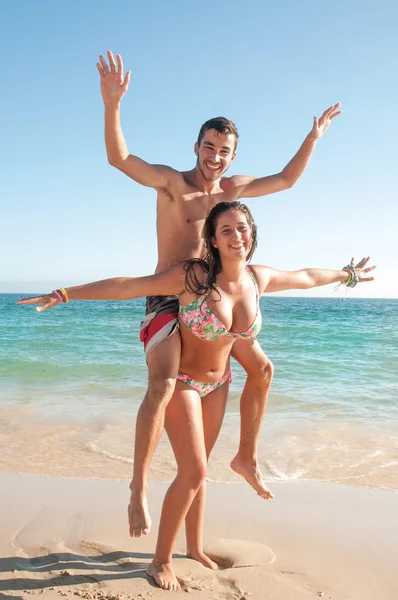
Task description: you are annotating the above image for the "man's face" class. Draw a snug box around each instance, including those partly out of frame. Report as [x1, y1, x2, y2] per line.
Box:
[194, 129, 237, 181]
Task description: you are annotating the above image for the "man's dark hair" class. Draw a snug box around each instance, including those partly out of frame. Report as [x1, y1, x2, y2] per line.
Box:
[197, 117, 239, 149]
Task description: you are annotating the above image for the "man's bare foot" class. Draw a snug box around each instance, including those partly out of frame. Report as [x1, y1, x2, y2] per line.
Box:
[187, 551, 219, 570]
[147, 561, 180, 591]
[230, 456, 274, 499]
[128, 490, 151, 537]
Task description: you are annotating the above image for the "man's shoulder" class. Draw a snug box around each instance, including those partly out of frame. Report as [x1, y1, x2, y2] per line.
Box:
[152, 165, 184, 195]
[156, 164, 183, 180]
[220, 174, 254, 190]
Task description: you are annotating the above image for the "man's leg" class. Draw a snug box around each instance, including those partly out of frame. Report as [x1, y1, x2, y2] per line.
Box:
[128, 331, 181, 537]
[230, 339, 274, 499]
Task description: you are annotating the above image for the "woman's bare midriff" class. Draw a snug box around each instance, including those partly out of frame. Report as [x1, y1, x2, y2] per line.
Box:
[178, 323, 234, 381]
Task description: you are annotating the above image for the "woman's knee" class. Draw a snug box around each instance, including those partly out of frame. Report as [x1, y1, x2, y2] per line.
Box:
[178, 459, 207, 489]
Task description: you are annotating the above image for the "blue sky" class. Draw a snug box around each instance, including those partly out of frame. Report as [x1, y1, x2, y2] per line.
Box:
[2, 0, 397, 297]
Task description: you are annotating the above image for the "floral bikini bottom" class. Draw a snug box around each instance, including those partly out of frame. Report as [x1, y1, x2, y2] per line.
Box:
[177, 369, 232, 398]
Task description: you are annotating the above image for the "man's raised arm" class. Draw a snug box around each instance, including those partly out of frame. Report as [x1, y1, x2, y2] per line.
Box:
[232, 104, 342, 199]
[96, 51, 176, 190]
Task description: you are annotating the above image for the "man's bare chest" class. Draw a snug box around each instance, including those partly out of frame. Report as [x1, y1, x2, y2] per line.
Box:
[176, 188, 238, 225]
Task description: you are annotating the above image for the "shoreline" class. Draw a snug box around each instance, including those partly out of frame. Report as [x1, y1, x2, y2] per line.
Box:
[1, 473, 397, 599]
[1, 407, 396, 491]
[1, 467, 397, 494]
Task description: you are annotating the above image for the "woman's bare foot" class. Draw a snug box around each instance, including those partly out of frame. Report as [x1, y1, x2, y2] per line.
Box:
[147, 561, 180, 591]
[128, 489, 151, 537]
[187, 551, 219, 570]
[230, 456, 274, 499]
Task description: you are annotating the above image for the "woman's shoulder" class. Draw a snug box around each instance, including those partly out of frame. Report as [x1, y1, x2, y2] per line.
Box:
[247, 264, 273, 293]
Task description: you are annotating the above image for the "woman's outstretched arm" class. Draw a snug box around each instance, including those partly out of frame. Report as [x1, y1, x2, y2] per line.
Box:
[253, 257, 376, 294]
[17, 264, 186, 312]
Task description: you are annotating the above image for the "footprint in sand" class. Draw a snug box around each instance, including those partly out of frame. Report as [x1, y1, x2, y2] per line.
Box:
[174, 541, 274, 598]
[176, 560, 245, 598]
[204, 539, 276, 569]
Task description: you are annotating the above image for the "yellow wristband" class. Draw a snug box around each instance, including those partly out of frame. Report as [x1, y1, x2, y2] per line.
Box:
[60, 287, 69, 303]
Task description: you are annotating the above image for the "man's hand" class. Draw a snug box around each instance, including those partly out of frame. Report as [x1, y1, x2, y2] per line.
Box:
[96, 50, 131, 106]
[309, 103, 342, 140]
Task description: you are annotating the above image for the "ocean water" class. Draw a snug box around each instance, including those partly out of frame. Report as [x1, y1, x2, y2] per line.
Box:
[1, 294, 397, 491]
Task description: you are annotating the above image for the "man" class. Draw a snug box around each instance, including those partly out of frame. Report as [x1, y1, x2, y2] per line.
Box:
[96, 50, 341, 538]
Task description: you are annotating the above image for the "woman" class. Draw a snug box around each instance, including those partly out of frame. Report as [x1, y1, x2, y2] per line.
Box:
[18, 202, 375, 591]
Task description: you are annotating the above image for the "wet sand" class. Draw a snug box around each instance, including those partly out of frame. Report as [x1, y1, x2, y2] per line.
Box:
[1, 405, 397, 491]
[1, 473, 397, 599]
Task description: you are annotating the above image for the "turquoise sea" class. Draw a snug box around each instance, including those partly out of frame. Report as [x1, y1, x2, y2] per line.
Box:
[1, 294, 397, 490]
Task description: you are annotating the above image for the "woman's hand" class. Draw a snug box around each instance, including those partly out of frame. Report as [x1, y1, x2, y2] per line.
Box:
[17, 293, 61, 312]
[349, 257, 376, 283]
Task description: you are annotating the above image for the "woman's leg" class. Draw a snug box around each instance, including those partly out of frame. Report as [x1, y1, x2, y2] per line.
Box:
[147, 382, 208, 591]
[185, 382, 229, 568]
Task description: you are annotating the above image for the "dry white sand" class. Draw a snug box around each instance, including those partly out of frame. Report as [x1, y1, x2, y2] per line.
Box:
[0, 473, 397, 599]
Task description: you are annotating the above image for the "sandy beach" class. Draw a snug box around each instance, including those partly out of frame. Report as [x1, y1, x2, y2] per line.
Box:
[1, 473, 397, 600]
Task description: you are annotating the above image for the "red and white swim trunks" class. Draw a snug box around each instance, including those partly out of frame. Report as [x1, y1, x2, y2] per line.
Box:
[140, 295, 180, 358]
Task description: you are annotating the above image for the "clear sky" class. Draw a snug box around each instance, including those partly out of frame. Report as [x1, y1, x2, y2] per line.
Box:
[2, 0, 397, 297]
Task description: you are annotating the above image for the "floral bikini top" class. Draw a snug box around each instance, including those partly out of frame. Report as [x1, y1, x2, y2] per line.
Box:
[179, 266, 262, 341]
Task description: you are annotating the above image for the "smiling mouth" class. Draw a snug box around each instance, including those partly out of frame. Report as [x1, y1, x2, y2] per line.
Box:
[205, 162, 221, 171]
[229, 244, 244, 250]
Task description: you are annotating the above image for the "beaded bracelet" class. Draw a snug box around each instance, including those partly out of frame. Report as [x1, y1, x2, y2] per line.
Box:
[342, 266, 354, 287]
[342, 263, 358, 288]
[350, 263, 359, 287]
[334, 261, 359, 292]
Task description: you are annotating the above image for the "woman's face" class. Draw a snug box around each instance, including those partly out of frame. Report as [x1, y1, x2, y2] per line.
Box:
[212, 210, 252, 261]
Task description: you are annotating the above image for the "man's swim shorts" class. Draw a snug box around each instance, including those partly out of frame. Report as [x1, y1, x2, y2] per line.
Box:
[139, 295, 179, 358]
